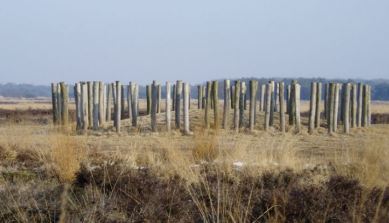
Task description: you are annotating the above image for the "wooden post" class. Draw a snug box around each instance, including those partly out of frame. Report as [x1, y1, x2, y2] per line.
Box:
[120, 85, 126, 119]
[367, 85, 371, 126]
[183, 82, 191, 135]
[146, 85, 151, 115]
[51, 83, 58, 124]
[202, 85, 206, 109]
[230, 84, 235, 109]
[295, 83, 301, 133]
[59, 82, 68, 126]
[92, 81, 100, 130]
[106, 84, 112, 121]
[130, 82, 138, 127]
[286, 84, 292, 115]
[249, 80, 258, 131]
[114, 81, 121, 132]
[223, 80, 230, 129]
[56, 83, 62, 125]
[75, 83, 82, 130]
[260, 84, 266, 112]
[343, 83, 351, 133]
[308, 82, 317, 134]
[351, 84, 357, 128]
[324, 83, 328, 118]
[157, 84, 162, 113]
[274, 83, 280, 112]
[264, 83, 271, 131]
[205, 81, 212, 128]
[279, 82, 285, 133]
[357, 83, 363, 127]
[127, 83, 132, 121]
[315, 82, 322, 128]
[197, 85, 203, 109]
[333, 83, 340, 132]
[269, 81, 275, 126]
[166, 82, 171, 131]
[212, 80, 219, 129]
[242, 82, 247, 110]
[288, 81, 297, 126]
[327, 83, 335, 134]
[151, 81, 157, 132]
[172, 84, 176, 111]
[175, 80, 182, 129]
[362, 84, 368, 127]
[87, 82, 93, 128]
[233, 81, 241, 132]
[99, 82, 105, 126]
[81, 83, 89, 131]
[239, 81, 245, 128]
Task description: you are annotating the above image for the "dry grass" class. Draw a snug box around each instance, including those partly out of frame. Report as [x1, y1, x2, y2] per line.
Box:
[0, 99, 389, 221]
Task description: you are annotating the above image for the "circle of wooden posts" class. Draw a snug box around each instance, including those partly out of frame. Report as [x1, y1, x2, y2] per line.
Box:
[51, 80, 372, 135]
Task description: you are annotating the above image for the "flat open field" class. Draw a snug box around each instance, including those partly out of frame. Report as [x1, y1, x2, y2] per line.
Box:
[0, 98, 389, 222]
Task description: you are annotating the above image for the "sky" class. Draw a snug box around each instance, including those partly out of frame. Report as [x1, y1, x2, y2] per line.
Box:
[0, 0, 388, 85]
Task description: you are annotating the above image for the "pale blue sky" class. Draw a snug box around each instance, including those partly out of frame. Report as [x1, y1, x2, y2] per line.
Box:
[1, 0, 388, 85]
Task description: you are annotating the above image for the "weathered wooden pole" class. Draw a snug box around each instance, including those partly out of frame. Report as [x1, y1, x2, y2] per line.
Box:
[75, 83, 82, 130]
[230, 84, 235, 109]
[351, 84, 357, 128]
[197, 85, 202, 109]
[87, 82, 93, 128]
[212, 80, 219, 129]
[269, 81, 275, 126]
[323, 83, 329, 116]
[56, 83, 62, 125]
[274, 82, 280, 112]
[151, 81, 158, 132]
[99, 82, 105, 126]
[205, 81, 212, 128]
[242, 82, 247, 110]
[175, 80, 182, 128]
[127, 83, 132, 121]
[146, 85, 151, 115]
[172, 84, 176, 111]
[327, 83, 335, 134]
[81, 83, 89, 131]
[288, 81, 297, 126]
[202, 85, 206, 109]
[264, 83, 271, 131]
[308, 82, 317, 134]
[368, 85, 372, 126]
[233, 81, 241, 132]
[260, 84, 266, 112]
[59, 82, 68, 126]
[239, 81, 245, 127]
[106, 84, 112, 121]
[333, 83, 340, 132]
[130, 82, 138, 127]
[183, 82, 191, 135]
[315, 82, 322, 128]
[279, 82, 286, 133]
[343, 83, 351, 133]
[362, 84, 369, 127]
[286, 84, 292, 115]
[357, 83, 363, 127]
[249, 80, 258, 131]
[120, 85, 126, 119]
[51, 83, 59, 124]
[166, 82, 171, 131]
[114, 81, 121, 132]
[92, 81, 100, 130]
[157, 84, 162, 113]
[295, 83, 301, 133]
[223, 80, 230, 129]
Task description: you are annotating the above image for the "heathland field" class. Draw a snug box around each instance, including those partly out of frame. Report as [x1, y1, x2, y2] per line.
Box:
[0, 98, 388, 222]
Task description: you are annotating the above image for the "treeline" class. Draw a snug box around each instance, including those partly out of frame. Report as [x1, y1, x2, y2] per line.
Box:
[1, 78, 389, 100]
